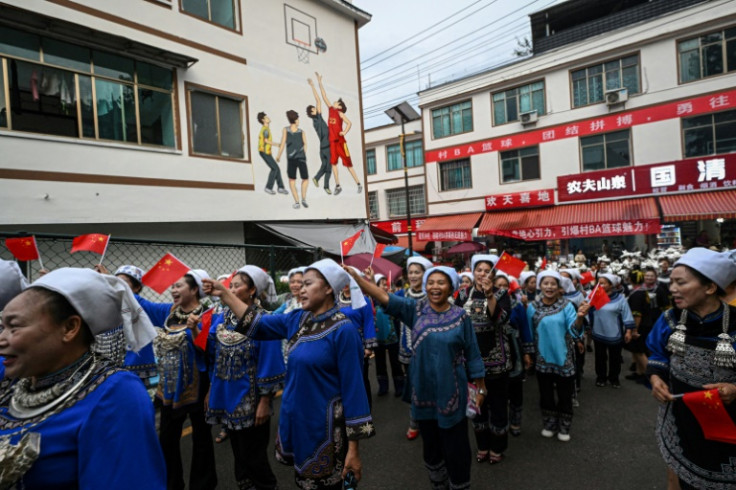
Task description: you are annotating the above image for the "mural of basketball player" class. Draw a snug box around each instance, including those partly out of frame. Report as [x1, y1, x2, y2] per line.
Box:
[276, 110, 309, 209]
[257, 112, 288, 195]
[316, 72, 362, 195]
[307, 78, 331, 194]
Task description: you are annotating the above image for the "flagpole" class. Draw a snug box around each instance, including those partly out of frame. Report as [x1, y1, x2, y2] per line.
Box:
[99, 234, 111, 267]
[34, 237, 45, 271]
[340, 241, 344, 265]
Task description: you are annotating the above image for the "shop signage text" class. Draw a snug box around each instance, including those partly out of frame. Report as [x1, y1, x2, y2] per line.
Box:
[487, 219, 660, 242]
[416, 230, 472, 241]
[372, 218, 425, 235]
[484, 188, 555, 211]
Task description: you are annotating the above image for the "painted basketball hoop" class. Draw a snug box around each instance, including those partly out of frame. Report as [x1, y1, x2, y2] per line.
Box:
[295, 40, 311, 63]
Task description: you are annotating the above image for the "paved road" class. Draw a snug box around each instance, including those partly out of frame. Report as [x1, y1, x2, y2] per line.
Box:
[183, 355, 666, 489]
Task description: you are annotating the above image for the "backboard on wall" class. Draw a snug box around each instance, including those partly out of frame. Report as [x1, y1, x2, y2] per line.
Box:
[284, 4, 320, 54]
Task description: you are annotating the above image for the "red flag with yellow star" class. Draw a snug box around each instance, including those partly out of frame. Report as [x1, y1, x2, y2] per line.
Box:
[495, 252, 526, 278]
[141, 253, 190, 294]
[5, 236, 40, 261]
[682, 389, 736, 444]
[194, 306, 216, 351]
[341, 230, 363, 257]
[71, 233, 110, 255]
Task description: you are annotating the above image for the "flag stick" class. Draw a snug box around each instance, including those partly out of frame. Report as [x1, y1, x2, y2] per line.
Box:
[671, 393, 684, 399]
[587, 283, 598, 302]
[99, 234, 111, 267]
[340, 241, 344, 265]
[37, 254, 44, 271]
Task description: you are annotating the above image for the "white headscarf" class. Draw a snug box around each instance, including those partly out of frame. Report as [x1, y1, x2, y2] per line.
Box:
[422, 266, 460, 293]
[32, 268, 156, 352]
[679, 248, 736, 291]
[306, 259, 366, 310]
[560, 268, 582, 282]
[459, 271, 473, 283]
[599, 273, 620, 287]
[560, 276, 577, 294]
[114, 265, 144, 286]
[238, 266, 278, 303]
[287, 267, 306, 279]
[471, 254, 499, 272]
[537, 270, 562, 285]
[0, 260, 29, 311]
[519, 271, 536, 286]
[374, 273, 386, 285]
[407, 256, 433, 271]
[186, 269, 211, 298]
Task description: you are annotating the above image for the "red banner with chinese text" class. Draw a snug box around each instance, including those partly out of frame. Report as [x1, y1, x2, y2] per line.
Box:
[371, 218, 426, 235]
[425, 89, 736, 163]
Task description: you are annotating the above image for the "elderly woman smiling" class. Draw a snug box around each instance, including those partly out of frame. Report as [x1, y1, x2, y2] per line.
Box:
[0, 268, 163, 489]
[347, 264, 485, 490]
[647, 248, 736, 490]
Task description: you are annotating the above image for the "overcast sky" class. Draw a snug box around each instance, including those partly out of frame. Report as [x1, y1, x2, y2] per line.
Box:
[354, 0, 568, 128]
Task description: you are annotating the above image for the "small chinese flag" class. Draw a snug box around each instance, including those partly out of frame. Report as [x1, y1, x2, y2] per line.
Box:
[71, 233, 110, 255]
[540, 257, 547, 270]
[141, 253, 190, 294]
[373, 243, 387, 259]
[580, 271, 595, 285]
[682, 389, 736, 444]
[587, 283, 611, 310]
[193, 307, 215, 351]
[221, 271, 237, 289]
[5, 236, 40, 261]
[495, 252, 527, 278]
[341, 230, 364, 256]
[509, 279, 520, 294]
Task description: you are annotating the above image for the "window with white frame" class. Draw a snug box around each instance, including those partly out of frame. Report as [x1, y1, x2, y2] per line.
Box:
[0, 26, 176, 147]
[679, 27, 736, 83]
[500, 147, 540, 183]
[182, 0, 237, 29]
[431, 100, 472, 139]
[492, 81, 545, 125]
[387, 139, 423, 171]
[581, 130, 631, 171]
[386, 185, 426, 218]
[368, 191, 379, 219]
[439, 158, 472, 191]
[366, 149, 376, 175]
[682, 109, 736, 157]
[571, 55, 639, 107]
[188, 85, 246, 159]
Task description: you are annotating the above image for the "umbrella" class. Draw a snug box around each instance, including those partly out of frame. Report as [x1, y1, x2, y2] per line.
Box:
[447, 241, 486, 254]
[383, 245, 421, 257]
[344, 253, 403, 280]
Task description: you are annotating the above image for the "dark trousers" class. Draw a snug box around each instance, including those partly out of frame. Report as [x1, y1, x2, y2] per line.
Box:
[229, 421, 277, 489]
[508, 375, 524, 428]
[313, 147, 332, 187]
[375, 342, 402, 381]
[472, 374, 509, 454]
[594, 340, 623, 383]
[574, 346, 585, 389]
[159, 379, 217, 490]
[260, 151, 284, 190]
[537, 371, 575, 434]
[363, 357, 372, 411]
[417, 418, 471, 490]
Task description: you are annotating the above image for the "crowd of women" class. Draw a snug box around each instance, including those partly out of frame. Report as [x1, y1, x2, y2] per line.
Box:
[0, 244, 733, 489]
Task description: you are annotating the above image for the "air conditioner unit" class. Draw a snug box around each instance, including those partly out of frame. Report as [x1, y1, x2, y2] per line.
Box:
[520, 110, 538, 125]
[605, 88, 628, 106]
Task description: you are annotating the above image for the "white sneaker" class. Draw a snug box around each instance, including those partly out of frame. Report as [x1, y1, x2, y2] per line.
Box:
[541, 429, 555, 438]
[557, 433, 571, 442]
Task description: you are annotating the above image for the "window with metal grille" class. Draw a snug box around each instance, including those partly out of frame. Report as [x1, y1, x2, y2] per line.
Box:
[492, 81, 545, 125]
[431, 100, 472, 138]
[439, 158, 472, 191]
[386, 185, 426, 218]
[387, 139, 423, 171]
[679, 27, 736, 83]
[368, 191, 379, 219]
[366, 149, 376, 175]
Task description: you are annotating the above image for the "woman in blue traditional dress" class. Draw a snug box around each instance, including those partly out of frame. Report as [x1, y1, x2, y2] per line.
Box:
[348, 264, 486, 490]
[135, 269, 217, 490]
[396, 255, 433, 440]
[526, 270, 588, 442]
[197, 266, 285, 490]
[647, 248, 736, 490]
[0, 268, 163, 489]
[454, 254, 511, 465]
[0, 260, 29, 381]
[205, 259, 374, 490]
[589, 273, 635, 388]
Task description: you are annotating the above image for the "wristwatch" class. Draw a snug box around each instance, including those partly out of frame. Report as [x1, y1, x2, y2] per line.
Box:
[477, 388, 487, 396]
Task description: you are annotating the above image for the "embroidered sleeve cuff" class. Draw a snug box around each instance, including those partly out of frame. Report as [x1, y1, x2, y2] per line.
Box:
[345, 418, 376, 440]
[257, 374, 286, 395]
[235, 305, 259, 336]
[624, 322, 636, 330]
[523, 342, 535, 355]
[645, 359, 669, 381]
[364, 338, 378, 350]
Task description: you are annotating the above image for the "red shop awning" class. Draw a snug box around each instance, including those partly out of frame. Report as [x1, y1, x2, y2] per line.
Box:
[478, 198, 660, 241]
[396, 235, 430, 251]
[415, 212, 483, 242]
[659, 190, 736, 222]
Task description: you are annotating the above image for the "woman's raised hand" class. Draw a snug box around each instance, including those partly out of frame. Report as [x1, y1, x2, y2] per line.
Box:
[202, 277, 226, 297]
